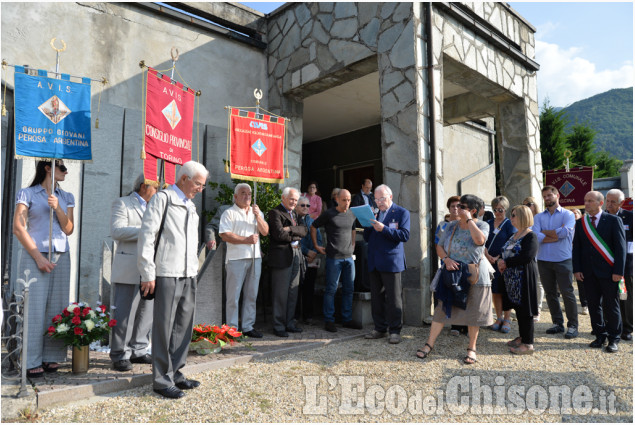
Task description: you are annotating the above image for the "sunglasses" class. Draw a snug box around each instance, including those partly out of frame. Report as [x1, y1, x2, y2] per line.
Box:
[523, 202, 534, 207]
[56, 164, 67, 172]
[494, 208, 505, 213]
[299, 204, 310, 207]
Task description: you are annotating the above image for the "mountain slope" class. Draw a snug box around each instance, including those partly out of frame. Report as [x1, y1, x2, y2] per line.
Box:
[562, 87, 633, 160]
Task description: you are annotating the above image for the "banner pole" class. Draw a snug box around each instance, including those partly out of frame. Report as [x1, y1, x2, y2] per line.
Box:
[251, 89, 264, 274]
[48, 39, 66, 261]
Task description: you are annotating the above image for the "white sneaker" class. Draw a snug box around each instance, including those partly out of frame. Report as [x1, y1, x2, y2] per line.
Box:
[581, 306, 589, 315]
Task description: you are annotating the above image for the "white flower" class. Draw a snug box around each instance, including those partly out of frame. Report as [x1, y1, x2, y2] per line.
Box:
[78, 302, 85, 307]
[94, 322, 101, 328]
[100, 313, 106, 317]
[66, 304, 76, 313]
[84, 320, 95, 331]
[57, 323, 70, 333]
[110, 305, 117, 311]
[89, 310, 96, 318]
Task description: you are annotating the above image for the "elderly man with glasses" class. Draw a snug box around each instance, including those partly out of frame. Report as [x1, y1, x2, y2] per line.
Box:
[138, 161, 209, 399]
[219, 183, 269, 339]
[364, 184, 410, 344]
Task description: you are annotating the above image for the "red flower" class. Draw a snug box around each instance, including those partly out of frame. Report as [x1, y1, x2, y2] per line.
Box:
[227, 328, 242, 338]
[81, 307, 90, 317]
[74, 327, 84, 335]
[99, 305, 106, 313]
[108, 319, 117, 328]
[73, 307, 81, 316]
[47, 326, 56, 335]
[71, 316, 81, 325]
[63, 309, 70, 317]
[52, 314, 63, 324]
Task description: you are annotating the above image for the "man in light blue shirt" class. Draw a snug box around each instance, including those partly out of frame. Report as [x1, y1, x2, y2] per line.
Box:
[533, 186, 578, 338]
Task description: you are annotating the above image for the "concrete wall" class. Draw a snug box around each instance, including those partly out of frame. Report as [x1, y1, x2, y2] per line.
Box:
[1, 2, 267, 302]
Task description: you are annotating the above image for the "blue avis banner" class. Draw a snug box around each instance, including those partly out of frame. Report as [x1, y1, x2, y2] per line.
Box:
[14, 67, 92, 161]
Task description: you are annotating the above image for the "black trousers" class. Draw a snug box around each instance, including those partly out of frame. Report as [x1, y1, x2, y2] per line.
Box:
[620, 256, 633, 334]
[369, 270, 403, 334]
[296, 266, 318, 320]
[514, 299, 534, 345]
[585, 271, 622, 342]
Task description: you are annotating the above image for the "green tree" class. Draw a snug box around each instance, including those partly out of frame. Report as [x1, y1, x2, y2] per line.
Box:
[566, 123, 596, 167]
[539, 100, 570, 171]
[593, 151, 623, 178]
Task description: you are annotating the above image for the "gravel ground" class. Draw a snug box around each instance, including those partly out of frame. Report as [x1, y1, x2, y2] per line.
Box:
[20, 315, 634, 423]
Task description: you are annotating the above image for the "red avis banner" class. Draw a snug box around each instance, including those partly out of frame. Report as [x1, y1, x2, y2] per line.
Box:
[229, 108, 285, 183]
[143, 67, 195, 185]
[545, 167, 594, 208]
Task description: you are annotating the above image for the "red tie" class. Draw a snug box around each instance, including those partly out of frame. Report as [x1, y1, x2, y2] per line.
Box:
[591, 216, 596, 228]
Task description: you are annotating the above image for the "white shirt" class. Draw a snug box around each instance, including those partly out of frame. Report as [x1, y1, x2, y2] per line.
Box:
[171, 184, 190, 205]
[133, 191, 147, 211]
[219, 203, 265, 261]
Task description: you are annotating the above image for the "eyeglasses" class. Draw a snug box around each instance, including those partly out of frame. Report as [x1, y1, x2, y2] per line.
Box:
[376, 196, 388, 202]
[458, 204, 468, 210]
[56, 164, 67, 172]
[300, 204, 310, 207]
[494, 208, 505, 213]
[523, 202, 534, 207]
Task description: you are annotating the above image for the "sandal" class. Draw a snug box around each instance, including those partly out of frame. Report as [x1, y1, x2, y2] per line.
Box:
[449, 329, 460, 336]
[490, 318, 503, 331]
[500, 319, 511, 334]
[27, 367, 44, 378]
[506, 337, 522, 348]
[43, 362, 60, 373]
[416, 343, 434, 359]
[463, 348, 477, 365]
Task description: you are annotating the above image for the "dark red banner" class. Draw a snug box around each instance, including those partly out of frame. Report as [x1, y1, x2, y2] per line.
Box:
[545, 167, 594, 208]
[143, 67, 195, 185]
[229, 108, 285, 183]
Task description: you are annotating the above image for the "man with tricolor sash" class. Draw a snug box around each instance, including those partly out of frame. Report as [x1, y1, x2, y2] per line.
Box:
[573, 191, 626, 353]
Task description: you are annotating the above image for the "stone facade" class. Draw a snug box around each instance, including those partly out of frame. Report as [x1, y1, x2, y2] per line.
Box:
[1, 2, 540, 325]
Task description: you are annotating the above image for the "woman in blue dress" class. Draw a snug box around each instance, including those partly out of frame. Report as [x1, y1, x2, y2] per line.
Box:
[484, 196, 516, 333]
[13, 160, 75, 378]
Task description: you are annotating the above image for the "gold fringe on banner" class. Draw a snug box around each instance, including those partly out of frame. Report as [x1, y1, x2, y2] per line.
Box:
[140, 64, 147, 160]
[225, 106, 231, 173]
[1, 60, 7, 117]
[14, 155, 93, 164]
[95, 77, 107, 128]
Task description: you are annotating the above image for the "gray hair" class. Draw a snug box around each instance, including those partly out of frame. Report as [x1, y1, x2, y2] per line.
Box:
[234, 183, 252, 195]
[607, 188, 625, 202]
[176, 161, 209, 181]
[133, 173, 145, 192]
[374, 184, 392, 196]
[282, 187, 299, 198]
[298, 195, 309, 204]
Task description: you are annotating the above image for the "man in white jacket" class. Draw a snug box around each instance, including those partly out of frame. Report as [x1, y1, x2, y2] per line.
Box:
[110, 174, 157, 372]
[138, 161, 208, 399]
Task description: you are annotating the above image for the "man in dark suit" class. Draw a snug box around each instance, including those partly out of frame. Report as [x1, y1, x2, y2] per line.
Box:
[363, 184, 410, 344]
[351, 178, 377, 210]
[267, 187, 307, 337]
[573, 191, 626, 353]
[605, 188, 633, 341]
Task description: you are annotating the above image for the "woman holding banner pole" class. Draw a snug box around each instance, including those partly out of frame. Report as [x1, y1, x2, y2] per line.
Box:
[13, 160, 75, 378]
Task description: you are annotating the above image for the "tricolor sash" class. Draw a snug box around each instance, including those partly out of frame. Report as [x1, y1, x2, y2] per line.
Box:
[582, 214, 614, 266]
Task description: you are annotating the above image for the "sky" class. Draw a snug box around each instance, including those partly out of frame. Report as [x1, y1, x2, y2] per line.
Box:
[239, 2, 634, 108]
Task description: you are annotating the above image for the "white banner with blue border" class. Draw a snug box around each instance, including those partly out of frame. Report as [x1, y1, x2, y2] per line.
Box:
[14, 66, 92, 161]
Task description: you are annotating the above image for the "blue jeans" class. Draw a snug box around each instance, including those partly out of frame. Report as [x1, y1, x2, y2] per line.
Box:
[323, 257, 355, 323]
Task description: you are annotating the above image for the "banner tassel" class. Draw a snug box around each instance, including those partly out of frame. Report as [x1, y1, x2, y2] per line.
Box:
[286, 169, 290, 178]
[1, 60, 7, 116]
[140, 147, 146, 160]
[224, 162, 229, 173]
